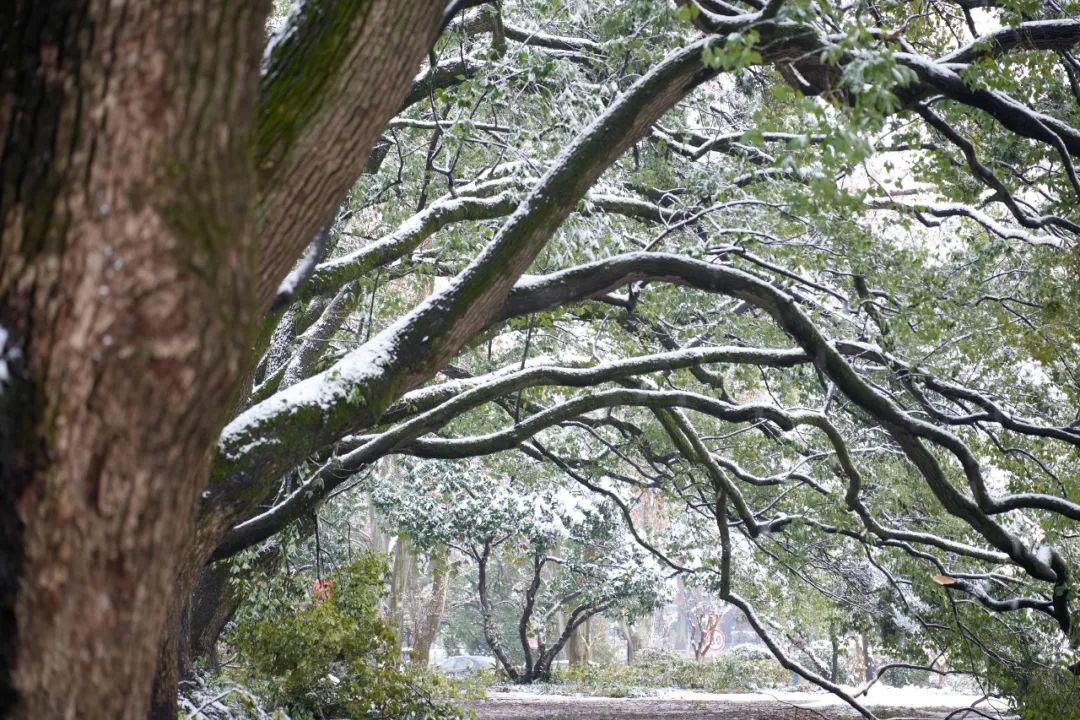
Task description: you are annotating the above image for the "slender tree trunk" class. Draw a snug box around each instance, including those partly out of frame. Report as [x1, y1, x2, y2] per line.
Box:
[673, 592, 689, 653]
[412, 547, 450, 667]
[829, 630, 841, 684]
[933, 654, 947, 689]
[854, 635, 877, 684]
[692, 613, 720, 661]
[389, 533, 414, 647]
[477, 542, 518, 681]
[528, 605, 607, 683]
[623, 619, 649, 664]
[370, 500, 389, 555]
[860, 635, 876, 683]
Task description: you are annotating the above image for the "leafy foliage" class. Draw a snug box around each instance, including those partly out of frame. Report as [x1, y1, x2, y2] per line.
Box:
[230, 553, 464, 719]
[557, 647, 788, 695]
[215, 0, 1080, 712]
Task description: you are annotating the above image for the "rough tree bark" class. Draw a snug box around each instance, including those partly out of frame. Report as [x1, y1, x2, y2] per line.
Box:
[0, 3, 266, 717]
[177, 278, 361, 677]
[0, 2, 446, 718]
[185, 539, 284, 673]
[187, 563, 235, 672]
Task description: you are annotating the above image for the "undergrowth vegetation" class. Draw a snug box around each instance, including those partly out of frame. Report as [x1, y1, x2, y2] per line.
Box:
[224, 552, 466, 720]
[480, 648, 790, 698]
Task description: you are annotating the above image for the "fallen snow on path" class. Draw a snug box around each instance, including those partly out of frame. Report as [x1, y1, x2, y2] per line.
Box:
[487, 685, 1009, 715]
[654, 685, 993, 708]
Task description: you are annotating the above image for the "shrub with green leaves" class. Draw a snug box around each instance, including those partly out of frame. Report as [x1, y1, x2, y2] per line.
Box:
[558, 648, 788, 696]
[1001, 666, 1080, 720]
[230, 552, 464, 719]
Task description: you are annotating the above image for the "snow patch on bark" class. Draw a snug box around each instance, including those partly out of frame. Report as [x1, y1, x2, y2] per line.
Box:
[261, 0, 305, 74]
[0, 325, 8, 384]
[218, 329, 401, 457]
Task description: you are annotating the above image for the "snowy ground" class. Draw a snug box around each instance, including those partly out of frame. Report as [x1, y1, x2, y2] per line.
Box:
[470, 686, 1012, 719]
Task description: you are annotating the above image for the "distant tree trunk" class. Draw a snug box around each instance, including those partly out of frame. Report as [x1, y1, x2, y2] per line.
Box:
[933, 653, 948, 689]
[853, 637, 863, 682]
[829, 630, 841, 684]
[854, 634, 876, 684]
[412, 547, 450, 667]
[477, 541, 519, 681]
[527, 606, 605, 683]
[389, 534, 414, 647]
[673, 594, 690, 653]
[565, 619, 592, 667]
[623, 619, 649, 664]
[691, 612, 720, 661]
[370, 500, 390, 555]
[861, 635, 876, 684]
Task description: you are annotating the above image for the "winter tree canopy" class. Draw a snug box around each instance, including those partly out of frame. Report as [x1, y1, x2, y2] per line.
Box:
[3, 0, 1080, 718]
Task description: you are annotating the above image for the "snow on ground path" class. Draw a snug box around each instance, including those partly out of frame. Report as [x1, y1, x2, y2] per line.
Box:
[471, 686, 1011, 720]
[656, 685, 998, 710]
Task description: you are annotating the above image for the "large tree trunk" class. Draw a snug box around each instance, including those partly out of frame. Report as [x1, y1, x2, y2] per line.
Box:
[151, 520, 302, 720]
[0, 1, 446, 717]
[149, 596, 193, 720]
[184, 536, 286, 670]
[4, 0, 724, 714]
[187, 563, 235, 672]
[0, 3, 266, 717]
